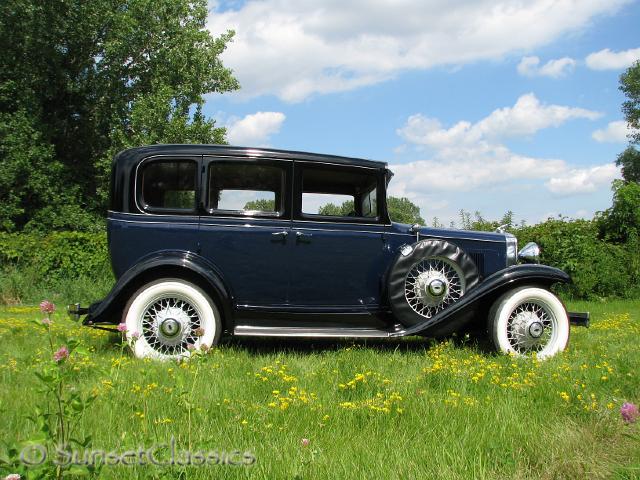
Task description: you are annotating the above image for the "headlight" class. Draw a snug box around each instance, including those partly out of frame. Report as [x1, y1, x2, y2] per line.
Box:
[518, 242, 540, 263]
[506, 234, 518, 266]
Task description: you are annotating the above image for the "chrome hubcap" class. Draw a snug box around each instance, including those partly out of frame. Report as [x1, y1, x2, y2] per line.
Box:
[428, 278, 446, 296]
[405, 257, 465, 318]
[159, 318, 181, 338]
[507, 302, 554, 353]
[528, 321, 543, 338]
[141, 296, 202, 356]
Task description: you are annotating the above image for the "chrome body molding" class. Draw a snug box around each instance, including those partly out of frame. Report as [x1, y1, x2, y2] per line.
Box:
[234, 325, 397, 338]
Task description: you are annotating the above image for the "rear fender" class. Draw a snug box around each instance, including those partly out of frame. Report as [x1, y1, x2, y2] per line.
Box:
[83, 250, 233, 327]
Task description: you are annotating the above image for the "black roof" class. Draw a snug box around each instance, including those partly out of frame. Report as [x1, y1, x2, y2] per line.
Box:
[113, 144, 388, 170]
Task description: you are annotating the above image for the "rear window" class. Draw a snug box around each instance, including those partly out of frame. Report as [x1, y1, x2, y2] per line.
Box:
[208, 163, 285, 216]
[139, 160, 197, 212]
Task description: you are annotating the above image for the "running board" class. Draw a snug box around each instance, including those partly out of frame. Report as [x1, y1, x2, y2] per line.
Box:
[233, 325, 401, 338]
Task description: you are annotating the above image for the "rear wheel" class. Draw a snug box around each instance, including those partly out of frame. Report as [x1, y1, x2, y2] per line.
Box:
[123, 278, 221, 360]
[488, 287, 569, 359]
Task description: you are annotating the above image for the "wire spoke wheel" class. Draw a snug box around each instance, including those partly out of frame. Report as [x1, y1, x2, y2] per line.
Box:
[506, 301, 555, 354]
[124, 279, 221, 360]
[489, 287, 569, 359]
[140, 295, 202, 357]
[404, 257, 466, 319]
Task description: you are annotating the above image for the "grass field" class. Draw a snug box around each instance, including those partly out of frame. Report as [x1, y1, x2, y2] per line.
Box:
[1, 299, 639, 479]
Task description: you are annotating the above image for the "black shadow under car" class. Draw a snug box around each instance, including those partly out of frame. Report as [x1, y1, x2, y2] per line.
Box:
[69, 145, 589, 359]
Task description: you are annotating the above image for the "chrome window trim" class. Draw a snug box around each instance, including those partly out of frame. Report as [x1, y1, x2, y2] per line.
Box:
[295, 161, 385, 225]
[204, 158, 288, 219]
[133, 155, 200, 215]
[293, 218, 385, 226]
[294, 159, 380, 170]
[110, 210, 387, 227]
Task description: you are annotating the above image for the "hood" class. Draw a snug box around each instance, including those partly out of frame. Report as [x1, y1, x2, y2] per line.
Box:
[393, 222, 510, 243]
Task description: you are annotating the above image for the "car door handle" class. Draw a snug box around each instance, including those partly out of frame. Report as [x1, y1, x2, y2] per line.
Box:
[271, 231, 288, 242]
[295, 231, 312, 243]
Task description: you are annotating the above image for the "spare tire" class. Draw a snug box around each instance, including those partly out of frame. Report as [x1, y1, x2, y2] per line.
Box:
[388, 239, 480, 327]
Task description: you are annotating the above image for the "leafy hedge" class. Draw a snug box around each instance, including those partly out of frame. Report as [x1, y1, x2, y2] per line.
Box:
[516, 218, 640, 299]
[0, 231, 111, 280]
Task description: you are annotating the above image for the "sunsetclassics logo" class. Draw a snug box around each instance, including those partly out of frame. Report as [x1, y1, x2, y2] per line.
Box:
[19, 437, 256, 467]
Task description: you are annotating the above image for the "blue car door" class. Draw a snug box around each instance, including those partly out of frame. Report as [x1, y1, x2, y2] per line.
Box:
[288, 161, 392, 309]
[198, 156, 293, 307]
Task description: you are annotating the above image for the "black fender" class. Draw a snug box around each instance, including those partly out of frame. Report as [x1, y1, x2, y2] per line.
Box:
[390, 264, 571, 337]
[83, 250, 233, 327]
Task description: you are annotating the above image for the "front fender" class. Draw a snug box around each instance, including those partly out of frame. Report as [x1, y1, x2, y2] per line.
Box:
[391, 264, 570, 337]
[83, 250, 233, 326]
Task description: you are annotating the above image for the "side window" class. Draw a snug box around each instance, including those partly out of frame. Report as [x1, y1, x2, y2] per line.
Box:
[300, 165, 379, 219]
[208, 162, 285, 216]
[139, 160, 197, 212]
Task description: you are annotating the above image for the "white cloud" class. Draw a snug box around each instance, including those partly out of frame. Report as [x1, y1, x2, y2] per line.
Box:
[585, 47, 640, 70]
[389, 154, 568, 194]
[592, 120, 634, 143]
[392, 94, 615, 208]
[545, 164, 619, 195]
[517, 55, 576, 78]
[397, 93, 601, 147]
[208, 0, 630, 101]
[225, 111, 286, 145]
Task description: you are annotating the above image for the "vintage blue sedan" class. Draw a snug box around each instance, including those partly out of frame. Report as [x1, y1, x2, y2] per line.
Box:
[69, 145, 588, 359]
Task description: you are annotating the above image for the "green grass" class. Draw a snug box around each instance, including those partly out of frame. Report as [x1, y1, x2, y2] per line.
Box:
[1, 299, 639, 479]
[0, 267, 113, 306]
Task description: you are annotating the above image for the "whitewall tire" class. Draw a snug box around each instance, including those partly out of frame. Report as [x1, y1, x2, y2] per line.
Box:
[123, 279, 221, 360]
[488, 287, 569, 359]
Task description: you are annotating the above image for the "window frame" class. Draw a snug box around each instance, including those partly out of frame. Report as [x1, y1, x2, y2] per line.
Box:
[134, 156, 200, 215]
[293, 161, 386, 224]
[202, 157, 292, 219]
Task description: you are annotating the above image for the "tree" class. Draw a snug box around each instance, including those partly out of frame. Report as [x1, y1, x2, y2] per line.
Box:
[621, 60, 640, 144]
[0, 0, 239, 231]
[595, 60, 640, 243]
[616, 146, 640, 183]
[598, 179, 640, 243]
[0, 111, 56, 231]
[387, 197, 424, 225]
[318, 201, 354, 216]
[316, 196, 424, 224]
[244, 199, 276, 211]
[457, 209, 515, 232]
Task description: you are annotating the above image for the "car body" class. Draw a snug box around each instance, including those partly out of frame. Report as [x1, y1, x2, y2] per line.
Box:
[70, 144, 588, 359]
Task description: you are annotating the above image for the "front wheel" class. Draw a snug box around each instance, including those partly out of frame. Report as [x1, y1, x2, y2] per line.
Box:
[123, 278, 221, 360]
[488, 287, 569, 359]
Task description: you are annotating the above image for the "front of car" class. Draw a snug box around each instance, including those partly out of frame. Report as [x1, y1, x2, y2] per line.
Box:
[385, 220, 588, 357]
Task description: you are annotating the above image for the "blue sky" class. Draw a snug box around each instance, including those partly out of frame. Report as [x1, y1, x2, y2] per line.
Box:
[204, 0, 639, 226]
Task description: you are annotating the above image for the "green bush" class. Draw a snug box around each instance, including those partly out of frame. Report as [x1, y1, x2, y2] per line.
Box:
[0, 231, 110, 279]
[0, 231, 113, 304]
[516, 218, 640, 299]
